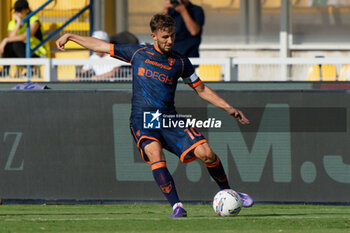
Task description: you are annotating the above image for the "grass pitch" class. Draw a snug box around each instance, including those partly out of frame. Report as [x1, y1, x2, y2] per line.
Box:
[0, 204, 349, 233]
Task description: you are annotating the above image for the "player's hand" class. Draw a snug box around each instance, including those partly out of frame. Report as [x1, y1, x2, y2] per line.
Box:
[228, 108, 250, 125]
[56, 34, 70, 51]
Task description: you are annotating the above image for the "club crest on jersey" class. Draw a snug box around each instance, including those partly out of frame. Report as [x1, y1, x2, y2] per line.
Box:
[168, 57, 175, 66]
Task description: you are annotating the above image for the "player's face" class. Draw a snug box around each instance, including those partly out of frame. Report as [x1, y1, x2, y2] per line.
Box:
[152, 28, 175, 54]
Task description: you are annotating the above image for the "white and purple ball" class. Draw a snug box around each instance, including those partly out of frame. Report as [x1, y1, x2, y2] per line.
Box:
[212, 189, 242, 216]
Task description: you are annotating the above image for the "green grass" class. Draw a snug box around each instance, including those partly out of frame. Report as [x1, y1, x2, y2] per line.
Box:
[0, 204, 349, 233]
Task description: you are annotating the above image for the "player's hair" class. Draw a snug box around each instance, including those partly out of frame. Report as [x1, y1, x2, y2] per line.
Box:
[150, 13, 175, 33]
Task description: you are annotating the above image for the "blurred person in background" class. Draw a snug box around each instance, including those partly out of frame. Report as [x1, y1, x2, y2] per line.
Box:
[163, 0, 204, 57]
[0, 0, 48, 76]
[109, 31, 139, 45]
[79, 30, 123, 80]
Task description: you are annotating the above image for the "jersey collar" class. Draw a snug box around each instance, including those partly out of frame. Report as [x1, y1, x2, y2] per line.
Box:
[153, 44, 174, 57]
[153, 44, 164, 55]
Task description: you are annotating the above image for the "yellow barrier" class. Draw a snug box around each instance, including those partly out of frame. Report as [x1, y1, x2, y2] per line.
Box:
[339, 65, 350, 81]
[306, 65, 321, 81]
[195, 64, 222, 81]
[54, 50, 90, 81]
[321, 64, 337, 81]
[307, 64, 339, 81]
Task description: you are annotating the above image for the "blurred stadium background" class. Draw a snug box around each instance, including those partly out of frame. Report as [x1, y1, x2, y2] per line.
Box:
[1, 0, 350, 82]
[0, 0, 349, 205]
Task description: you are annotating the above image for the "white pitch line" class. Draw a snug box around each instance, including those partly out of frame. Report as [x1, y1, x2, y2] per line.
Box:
[3, 217, 162, 222]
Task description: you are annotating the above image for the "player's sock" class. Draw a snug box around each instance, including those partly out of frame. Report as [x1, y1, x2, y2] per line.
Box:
[205, 155, 230, 190]
[172, 202, 184, 210]
[152, 160, 180, 207]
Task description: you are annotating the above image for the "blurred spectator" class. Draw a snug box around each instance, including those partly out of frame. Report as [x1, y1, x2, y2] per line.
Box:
[0, 0, 49, 76]
[109, 31, 139, 45]
[79, 31, 123, 80]
[163, 0, 205, 57]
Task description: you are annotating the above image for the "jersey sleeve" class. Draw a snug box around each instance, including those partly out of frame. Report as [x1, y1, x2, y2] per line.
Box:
[181, 57, 202, 88]
[109, 44, 143, 63]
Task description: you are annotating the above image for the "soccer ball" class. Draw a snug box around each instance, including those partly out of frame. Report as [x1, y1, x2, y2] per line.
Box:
[212, 189, 242, 216]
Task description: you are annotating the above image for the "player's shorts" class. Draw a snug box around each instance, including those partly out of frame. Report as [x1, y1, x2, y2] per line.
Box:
[129, 117, 207, 164]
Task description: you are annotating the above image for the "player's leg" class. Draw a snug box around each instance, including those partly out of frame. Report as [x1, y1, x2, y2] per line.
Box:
[193, 143, 254, 207]
[161, 125, 252, 208]
[161, 127, 230, 191]
[143, 140, 187, 217]
[193, 142, 230, 189]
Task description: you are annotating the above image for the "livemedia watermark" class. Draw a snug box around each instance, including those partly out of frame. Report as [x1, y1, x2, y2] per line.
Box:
[142, 107, 346, 132]
[143, 109, 222, 129]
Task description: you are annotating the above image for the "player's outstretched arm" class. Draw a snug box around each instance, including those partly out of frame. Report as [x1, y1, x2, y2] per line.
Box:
[56, 33, 110, 54]
[193, 83, 250, 125]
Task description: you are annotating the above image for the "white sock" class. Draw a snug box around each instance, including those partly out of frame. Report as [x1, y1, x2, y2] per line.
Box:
[172, 202, 183, 210]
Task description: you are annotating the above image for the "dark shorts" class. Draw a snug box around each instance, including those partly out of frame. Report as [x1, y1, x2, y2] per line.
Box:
[129, 117, 207, 164]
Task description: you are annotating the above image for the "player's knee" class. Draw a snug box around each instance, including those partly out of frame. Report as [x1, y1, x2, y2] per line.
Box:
[194, 143, 216, 163]
[203, 152, 216, 163]
[197, 149, 216, 163]
[143, 141, 165, 163]
[145, 149, 163, 162]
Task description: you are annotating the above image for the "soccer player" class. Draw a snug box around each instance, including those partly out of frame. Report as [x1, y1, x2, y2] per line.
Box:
[56, 13, 254, 217]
